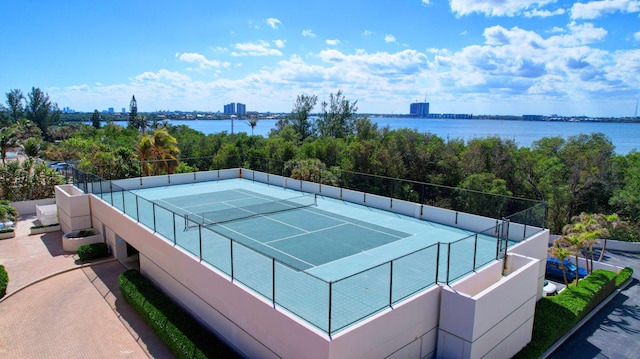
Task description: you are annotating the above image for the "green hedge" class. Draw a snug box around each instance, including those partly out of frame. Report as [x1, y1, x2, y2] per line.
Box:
[77, 242, 109, 261]
[30, 223, 60, 229]
[0, 228, 14, 234]
[0, 265, 8, 298]
[515, 268, 633, 358]
[118, 269, 240, 359]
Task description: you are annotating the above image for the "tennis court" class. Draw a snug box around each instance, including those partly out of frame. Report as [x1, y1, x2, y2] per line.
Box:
[132, 180, 499, 283]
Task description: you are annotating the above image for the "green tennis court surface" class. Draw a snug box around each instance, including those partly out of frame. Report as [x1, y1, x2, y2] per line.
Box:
[134, 180, 498, 282]
[157, 188, 413, 270]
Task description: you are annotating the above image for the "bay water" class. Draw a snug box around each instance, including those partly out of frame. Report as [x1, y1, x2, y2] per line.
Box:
[166, 118, 639, 155]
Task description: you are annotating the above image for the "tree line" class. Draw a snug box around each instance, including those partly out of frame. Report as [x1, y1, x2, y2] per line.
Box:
[1, 88, 638, 237]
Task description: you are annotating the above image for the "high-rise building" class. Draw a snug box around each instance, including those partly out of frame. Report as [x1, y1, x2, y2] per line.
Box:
[236, 103, 246, 115]
[410, 102, 429, 117]
[224, 102, 236, 114]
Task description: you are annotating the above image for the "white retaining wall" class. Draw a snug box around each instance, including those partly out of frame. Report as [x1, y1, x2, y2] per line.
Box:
[11, 198, 56, 215]
[55, 185, 92, 233]
[438, 253, 538, 359]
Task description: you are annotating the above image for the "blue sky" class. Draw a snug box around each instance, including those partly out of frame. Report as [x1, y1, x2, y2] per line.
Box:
[1, 0, 639, 116]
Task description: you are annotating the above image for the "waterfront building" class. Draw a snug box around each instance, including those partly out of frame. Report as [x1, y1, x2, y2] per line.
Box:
[57, 166, 550, 359]
[410, 102, 430, 117]
[236, 103, 246, 115]
[224, 102, 236, 114]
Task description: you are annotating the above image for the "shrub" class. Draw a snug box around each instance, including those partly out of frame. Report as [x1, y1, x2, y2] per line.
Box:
[616, 267, 634, 286]
[515, 269, 630, 358]
[0, 265, 8, 298]
[0, 228, 14, 234]
[118, 270, 239, 359]
[77, 229, 96, 237]
[30, 223, 60, 230]
[77, 242, 109, 261]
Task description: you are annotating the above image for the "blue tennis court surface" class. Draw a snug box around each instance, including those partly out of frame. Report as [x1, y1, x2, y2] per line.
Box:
[132, 179, 498, 282]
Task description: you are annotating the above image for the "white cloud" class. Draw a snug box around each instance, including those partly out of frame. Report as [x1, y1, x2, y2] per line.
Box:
[326, 39, 340, 45]
[47, 23, 639, 116]
[421, 0, 430, 5]
[231, 41, 283, 56]
[524, 8, 566, 17]
[450, 0, 558, 17]
[266, 18, 281, 29]
[273, 39, 286, 48]
[363, 30, 373, 36]
[571, 0, 640, 19]
[176, 52, 225, 69]
[385, 34, 396, 43]
[302, 29, 316, 37]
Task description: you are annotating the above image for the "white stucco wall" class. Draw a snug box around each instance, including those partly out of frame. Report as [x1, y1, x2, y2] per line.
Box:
[438, 253, 538, 359]
[89, 194, 444, 359]
[55, 185, 92, 233]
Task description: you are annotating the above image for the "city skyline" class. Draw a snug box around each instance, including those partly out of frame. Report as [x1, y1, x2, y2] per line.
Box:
[1, 1, 639, 117]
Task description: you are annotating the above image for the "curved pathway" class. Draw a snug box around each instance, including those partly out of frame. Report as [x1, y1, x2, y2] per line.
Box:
[0, 216, 172, 358]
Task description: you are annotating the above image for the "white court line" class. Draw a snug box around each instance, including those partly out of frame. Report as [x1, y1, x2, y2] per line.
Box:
[207, 223, 316, 268]
[306, 233, 419, 272]
[295, 206, 410, 239]
[266, 223, 350, 245]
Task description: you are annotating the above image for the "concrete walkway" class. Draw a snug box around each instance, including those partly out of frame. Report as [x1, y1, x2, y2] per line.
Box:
[0, 215, 173, 358]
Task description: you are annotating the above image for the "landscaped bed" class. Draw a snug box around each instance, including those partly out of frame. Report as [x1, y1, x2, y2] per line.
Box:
[515, 267, 633, 358]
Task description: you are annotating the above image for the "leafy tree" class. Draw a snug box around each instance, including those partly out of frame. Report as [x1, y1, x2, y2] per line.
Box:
[560, 133, 614, 220]
[25, 87, 60, 139]
[5, 89, 24, 123]
[0, 199, 18, 223]
[610, 152, 640, 221]
[130, 115, 150, 133]
[284, 158, 338, 185]
[288, 94, 317, 141]
[0, 158, 64, 201]
[129, 95, 138, 125]
[91, 109, 101, 129]
[316, 90, 358, 138]
[0, 126, 18, 164]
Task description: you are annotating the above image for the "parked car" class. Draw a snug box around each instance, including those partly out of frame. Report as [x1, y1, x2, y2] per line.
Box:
[543, 280, 557, 296]
[50, 162, 70, 173]
[546, 257, 587, 282]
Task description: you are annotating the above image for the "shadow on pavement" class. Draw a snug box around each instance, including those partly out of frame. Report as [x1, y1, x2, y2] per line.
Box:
[85, 260, 174, 359]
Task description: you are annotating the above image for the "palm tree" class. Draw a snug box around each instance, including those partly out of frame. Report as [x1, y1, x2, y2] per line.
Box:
[548, 238, 573, 287]
[136, 129, 180, 176]
[0, 127, 18, 164]
[136, 135, 154, 176]
[247, 116, 259, 135]
[22, 137, 44, 159]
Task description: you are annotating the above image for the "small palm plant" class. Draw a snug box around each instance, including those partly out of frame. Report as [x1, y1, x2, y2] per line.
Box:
[548, 238, 572, 287]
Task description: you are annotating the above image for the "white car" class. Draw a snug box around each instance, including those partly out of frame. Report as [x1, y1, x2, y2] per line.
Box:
[543, 280, 558, 296]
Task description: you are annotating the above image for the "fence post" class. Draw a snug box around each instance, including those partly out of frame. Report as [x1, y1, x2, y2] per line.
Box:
[328, 282, 333, 337]
[435, 242, 440, 283]
[446, 242, 452, 284]
[172, 213, 176, 245]
[473, 234, 478, 270]
[389, 261, 394, 306]
[230, 240, 234, 281]
[272, 258, 276, 307]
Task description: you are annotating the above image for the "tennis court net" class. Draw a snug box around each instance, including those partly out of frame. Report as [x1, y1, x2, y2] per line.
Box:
[185, 194, 317, 229]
